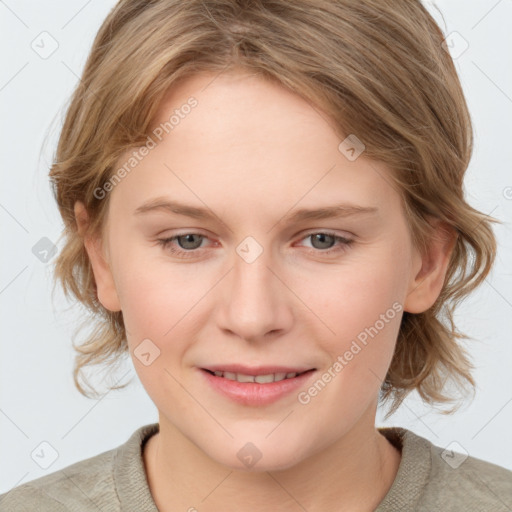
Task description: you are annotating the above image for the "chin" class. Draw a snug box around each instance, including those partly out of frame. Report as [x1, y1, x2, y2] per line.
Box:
[203, 436, 310, 473]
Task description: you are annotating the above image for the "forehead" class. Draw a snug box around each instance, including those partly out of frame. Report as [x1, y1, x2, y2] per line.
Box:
[152, 69, 321, 132]
[149, 70, 340, 170]
[110, 70, 402, 225]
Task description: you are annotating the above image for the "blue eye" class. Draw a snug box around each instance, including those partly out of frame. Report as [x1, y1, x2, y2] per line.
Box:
[157, 231, 354, 259]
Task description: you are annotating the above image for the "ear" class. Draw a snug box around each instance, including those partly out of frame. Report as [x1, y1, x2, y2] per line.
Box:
[404, 219, 457, 314]
[74, 201, 121, 312]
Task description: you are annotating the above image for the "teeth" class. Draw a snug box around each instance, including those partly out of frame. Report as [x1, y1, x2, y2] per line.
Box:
[255, 374, 274, 383]
[237, 373, 256, 383]
[211, 370, 299, 383]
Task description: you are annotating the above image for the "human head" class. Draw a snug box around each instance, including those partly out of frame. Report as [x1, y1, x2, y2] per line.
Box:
[50, 0, 498, 422]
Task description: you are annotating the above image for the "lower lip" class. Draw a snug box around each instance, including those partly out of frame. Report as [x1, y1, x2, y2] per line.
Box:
[199, 369, 316, 406]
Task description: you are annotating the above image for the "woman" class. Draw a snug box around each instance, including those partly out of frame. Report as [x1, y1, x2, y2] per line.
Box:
[2, 1, 511, 510]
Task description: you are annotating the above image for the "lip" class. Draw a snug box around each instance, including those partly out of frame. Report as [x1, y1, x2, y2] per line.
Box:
[199, 366, 316, 406]
[202, 364, 315, 376]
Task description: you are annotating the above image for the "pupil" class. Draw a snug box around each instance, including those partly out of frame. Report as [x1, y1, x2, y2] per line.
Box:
[312, 233, 334, 250]
[179, 234, 202, 249]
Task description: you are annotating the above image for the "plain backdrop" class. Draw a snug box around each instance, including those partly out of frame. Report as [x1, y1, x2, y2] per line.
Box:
[1, 0, 511, 493]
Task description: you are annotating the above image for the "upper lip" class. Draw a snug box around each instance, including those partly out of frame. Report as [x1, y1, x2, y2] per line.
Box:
[201, 364, 315, 376]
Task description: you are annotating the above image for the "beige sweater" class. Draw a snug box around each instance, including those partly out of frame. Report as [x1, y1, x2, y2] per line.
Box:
[1, 422, 511, 511]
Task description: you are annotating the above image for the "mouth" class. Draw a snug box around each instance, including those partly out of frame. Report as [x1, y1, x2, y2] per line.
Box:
[201, 368, 315, 384]
[199, 366, 317, 406]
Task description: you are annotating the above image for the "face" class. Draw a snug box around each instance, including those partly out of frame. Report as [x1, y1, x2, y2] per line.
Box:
[84, 70, 443, 472]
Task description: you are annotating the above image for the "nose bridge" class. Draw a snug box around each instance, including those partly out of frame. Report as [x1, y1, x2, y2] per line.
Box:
[218, 238, 291, 340]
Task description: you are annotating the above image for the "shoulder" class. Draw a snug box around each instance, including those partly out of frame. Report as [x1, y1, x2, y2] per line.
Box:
[377, 427, 512, 512]
[424, 437, 512, 512]
[0, 448, 117, 511]
[0, 423, 159, 512]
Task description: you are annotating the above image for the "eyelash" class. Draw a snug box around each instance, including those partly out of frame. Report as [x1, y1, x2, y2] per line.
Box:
[156, 231, 355, 259]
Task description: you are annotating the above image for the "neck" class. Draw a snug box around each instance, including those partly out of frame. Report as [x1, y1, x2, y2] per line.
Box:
[143, 408, 401, 512]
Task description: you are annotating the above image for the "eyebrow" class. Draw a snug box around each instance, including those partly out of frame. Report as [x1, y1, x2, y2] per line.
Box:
[134, 197, 379, 223]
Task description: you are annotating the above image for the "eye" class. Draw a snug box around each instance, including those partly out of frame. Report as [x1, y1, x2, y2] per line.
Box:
[157, 231, 355, 259]
[297, 232, 354, 255]
[157, 233, 210, 258]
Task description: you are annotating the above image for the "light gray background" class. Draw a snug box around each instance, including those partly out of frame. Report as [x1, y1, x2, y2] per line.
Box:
[1, 0, 511, 493]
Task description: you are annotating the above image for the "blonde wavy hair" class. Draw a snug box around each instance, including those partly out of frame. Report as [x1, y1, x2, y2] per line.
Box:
[50, 0, 499, 417]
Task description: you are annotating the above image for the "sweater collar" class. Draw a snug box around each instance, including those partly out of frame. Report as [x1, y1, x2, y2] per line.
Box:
[114, 423, 431, 511]
[375, 427, 432, 511]
[114, 422, 160, 511]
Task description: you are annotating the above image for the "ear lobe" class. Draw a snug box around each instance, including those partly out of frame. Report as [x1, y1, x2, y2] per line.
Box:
[404, 220, 457, 314]
[74, 201, 121, 312]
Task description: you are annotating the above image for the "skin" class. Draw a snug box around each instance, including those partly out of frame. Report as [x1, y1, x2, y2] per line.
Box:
[77, 70, 455, 512]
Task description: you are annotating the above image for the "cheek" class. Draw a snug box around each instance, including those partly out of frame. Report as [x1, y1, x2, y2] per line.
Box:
[117, 272, 176, 338]
[302, 250, 404, 342]
[111, 241, 200, 337]
[113, 252, 213, 375]
[115, 264, 196, 399]
[298, 247, 404, 390]
[301, 282, 401, 422]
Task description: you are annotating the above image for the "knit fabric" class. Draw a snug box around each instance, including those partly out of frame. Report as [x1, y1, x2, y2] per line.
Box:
[1, 423, 511, 511]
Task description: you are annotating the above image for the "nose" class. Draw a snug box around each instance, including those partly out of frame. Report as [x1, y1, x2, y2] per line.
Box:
[216, 244, 294, 342]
